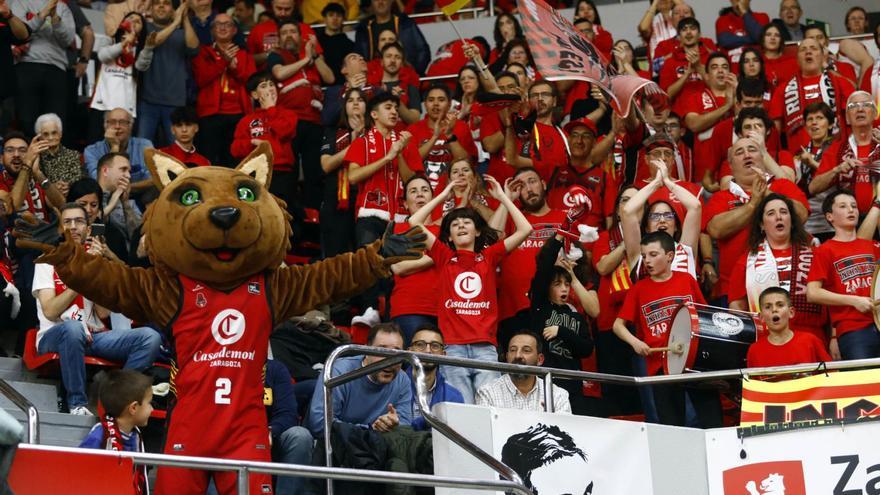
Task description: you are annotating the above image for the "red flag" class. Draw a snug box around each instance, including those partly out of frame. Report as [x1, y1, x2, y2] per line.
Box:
[608, 75, 668, 118]
[517, 0, 612, 89]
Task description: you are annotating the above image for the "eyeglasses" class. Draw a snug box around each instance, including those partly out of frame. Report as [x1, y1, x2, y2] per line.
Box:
[62, 218, 87, 226]
[528, 92, 554, 99]
[105, 119, 132, 127]
[410, 341, 445, 352]
[846, 101, 875, 111]
[648, 212, 676, 221]
[2, 147, 27, 154]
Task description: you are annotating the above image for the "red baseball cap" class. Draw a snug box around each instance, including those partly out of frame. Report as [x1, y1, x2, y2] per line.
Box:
[563, 118, 598, 136]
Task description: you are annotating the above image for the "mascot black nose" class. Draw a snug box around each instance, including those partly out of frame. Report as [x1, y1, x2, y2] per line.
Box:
[209, 207, 241, 230]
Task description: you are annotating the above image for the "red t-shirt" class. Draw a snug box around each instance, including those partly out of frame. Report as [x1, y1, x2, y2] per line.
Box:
[246, 21, 319, 69]
[407, 118, 477, 190]
[391, 224, 440, 318]
[344, 131, 424, 220]
[728, 247, 827, 341]
[498, 209, 567, 320]
[702, 179, 809, 296]
[807, 238, 880, 336]
[429, 240, 507, 345]
[747, 331, 831, 368]
[591, 229, 629, 331]
[546, 163, 607, 228]
[675, 84, 730, 180]
[763, 54, 798, 90]
[816, 139, 876, 214]
[520, 122, 569, 181]
[618, 271, 707, 374]
[658, 44, 711, 93]
[0, 171, 50, 221]
[159, 143, 211, 167]
[230, 106, 298, 170]
[709, 118, 783, 179]
[714, 10, 769, 56]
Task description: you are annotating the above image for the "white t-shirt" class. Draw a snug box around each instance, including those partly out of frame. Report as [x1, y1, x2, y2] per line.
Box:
[31, 263, 105, 347]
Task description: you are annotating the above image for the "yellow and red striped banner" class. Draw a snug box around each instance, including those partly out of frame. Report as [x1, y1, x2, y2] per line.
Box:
[739, 369, 880, 433]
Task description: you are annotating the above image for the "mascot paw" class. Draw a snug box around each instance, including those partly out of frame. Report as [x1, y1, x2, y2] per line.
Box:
[380, 223, 428, 265]
[12, 213, 62, 253]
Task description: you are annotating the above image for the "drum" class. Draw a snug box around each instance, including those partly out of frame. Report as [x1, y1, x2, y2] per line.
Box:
[665, 303, 762, 375]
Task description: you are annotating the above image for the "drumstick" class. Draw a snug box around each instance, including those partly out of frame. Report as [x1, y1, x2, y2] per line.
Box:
[648, 343, 685, 354]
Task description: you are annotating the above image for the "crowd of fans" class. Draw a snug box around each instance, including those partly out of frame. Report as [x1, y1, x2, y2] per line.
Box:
[2, 0, 880, 490]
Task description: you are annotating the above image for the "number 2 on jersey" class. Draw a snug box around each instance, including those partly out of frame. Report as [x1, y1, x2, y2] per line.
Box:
[215, 378, 232, 404]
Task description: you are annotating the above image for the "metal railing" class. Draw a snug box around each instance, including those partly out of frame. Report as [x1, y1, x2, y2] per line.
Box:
[14, 443, 533, 495]
[310, 6, 489, 29]
[0, 379, 38, 444]
[323, 344, 528, 495]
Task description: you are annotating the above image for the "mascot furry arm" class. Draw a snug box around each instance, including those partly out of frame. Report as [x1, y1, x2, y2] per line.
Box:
[14, 143, 426, 326]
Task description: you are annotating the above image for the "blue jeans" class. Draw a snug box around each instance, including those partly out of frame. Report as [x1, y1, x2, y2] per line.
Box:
[137, 101, 175, 147]
[441, 343, 500, 404]
[391, 314, 438, 346]
[838, 324, 880, 360]
[37, 321, 162, 408]
[274, 426, 314, 494]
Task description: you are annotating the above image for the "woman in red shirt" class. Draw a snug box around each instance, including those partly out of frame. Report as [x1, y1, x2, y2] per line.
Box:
[407, 175, 533, 403]
[760, 24, 797, 91]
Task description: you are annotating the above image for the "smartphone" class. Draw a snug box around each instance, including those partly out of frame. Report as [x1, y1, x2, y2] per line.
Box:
[90, 223, 105, 237]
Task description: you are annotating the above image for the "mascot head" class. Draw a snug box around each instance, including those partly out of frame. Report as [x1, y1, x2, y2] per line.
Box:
[143, 143, 291, 287]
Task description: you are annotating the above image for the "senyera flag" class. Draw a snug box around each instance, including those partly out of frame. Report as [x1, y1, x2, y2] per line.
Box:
[518, 0, 667, 118]
[437, 0, 470, 16]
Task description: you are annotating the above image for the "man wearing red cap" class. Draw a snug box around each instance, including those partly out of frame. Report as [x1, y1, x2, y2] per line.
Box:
[640, 133, 703, 214]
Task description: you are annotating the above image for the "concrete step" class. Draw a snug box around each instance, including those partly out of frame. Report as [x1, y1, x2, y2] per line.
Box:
[0, 357, 23, 372]
[0, 380, 58, 412]
[6, 408, 96, 448]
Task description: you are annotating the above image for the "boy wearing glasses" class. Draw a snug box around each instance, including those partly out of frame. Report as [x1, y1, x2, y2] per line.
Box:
[407, 324, 463, 431]
[31, 203, 161, 415]
[811, 91, 880, 215]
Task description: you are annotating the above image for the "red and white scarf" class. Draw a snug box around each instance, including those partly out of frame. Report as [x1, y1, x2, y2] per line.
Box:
[781, 72, 837, 138]
[101, 414, 147, 495]
[871, 60, 880, 112]
[745, 241, 816, 316]
[836, 134, 880, 192]
[357, 127, 406, 221]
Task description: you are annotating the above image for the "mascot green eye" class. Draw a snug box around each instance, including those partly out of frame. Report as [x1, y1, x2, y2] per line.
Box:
[238, 186, 256, 202]
[180, 189, 201, 206]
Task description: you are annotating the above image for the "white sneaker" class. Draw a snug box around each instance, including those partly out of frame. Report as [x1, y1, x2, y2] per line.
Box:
[70, 406, 93, 416]
[351, 307, 381, 328]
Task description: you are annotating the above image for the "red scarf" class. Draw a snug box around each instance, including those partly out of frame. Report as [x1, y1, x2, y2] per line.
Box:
[357, 127, 405, 220]
[781, 72, 838, 138]
[335, 128, 355, 210]
[101, 414, 147, 495]
[836, 134, 880, 192]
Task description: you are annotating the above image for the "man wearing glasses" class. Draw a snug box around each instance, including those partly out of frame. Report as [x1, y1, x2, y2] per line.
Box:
[31, 202, 162, 415]
[407, 324, 463, 431]
[84, 108, 154, 190]
[811, 91, 880, 216]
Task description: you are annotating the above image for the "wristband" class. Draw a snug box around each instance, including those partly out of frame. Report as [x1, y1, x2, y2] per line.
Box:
[40, 178, 50, 189]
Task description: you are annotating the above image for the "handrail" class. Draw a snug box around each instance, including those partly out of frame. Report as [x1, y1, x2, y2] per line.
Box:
[310, 7, 487, 28]
[323, 344, 526, 495]
[14, 443, 534, 495]
[0, 379, 38, 444]
[785, 33, 874, 45]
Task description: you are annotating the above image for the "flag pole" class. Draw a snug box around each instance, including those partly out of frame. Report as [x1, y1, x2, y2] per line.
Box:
[444, 13, 490, 74]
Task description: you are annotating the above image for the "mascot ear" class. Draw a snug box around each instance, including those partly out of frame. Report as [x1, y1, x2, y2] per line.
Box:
[235, 141, 274, 188]
[145, 148, 189, 190]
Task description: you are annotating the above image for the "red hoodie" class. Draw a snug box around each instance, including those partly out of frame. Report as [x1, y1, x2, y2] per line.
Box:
[230, 106, 298, 171]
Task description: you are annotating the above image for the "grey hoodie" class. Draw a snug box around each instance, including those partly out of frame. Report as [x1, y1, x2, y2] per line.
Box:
[10, 0, 75, 71]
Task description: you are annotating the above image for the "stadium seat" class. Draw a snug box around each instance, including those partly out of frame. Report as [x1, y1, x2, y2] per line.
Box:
[23, 328, 118, 376]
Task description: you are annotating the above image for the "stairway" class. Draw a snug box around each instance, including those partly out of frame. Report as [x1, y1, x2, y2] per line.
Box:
[0, 357, 96, 447]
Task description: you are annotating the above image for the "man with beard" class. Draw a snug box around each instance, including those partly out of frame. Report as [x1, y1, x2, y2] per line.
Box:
[407, 84, 475, 189]
[354, 0, 429, 75]
[245, 0, 319, 69]
[268, 19, 333, 211]
[306, 323, 413, 435]
[376, 42, 420, 125]
[476, 330, 571, 413]
[406, 324, 464, 431]
[492, 167, 566, 354]
[504, 81, 569, 181]
[658, 17, 713, 100]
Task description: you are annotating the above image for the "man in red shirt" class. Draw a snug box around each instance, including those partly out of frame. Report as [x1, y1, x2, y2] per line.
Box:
[716, 107, 796, 185]
[807, 188, 880, 360]
[374, 42, 421, 125]
[658, 17, 711, 99]
[704, 136, 809, 306]
[504, 81, 569, 181]
[676, 51, 736, 183]
[613, 230, 718, 427]
[714, 0, 769, 64]
[479, 71, 523, 183]
[770, 37, 855, 153]
[407, 84, 475, 189]
[803, 24, 859, 87]
[191, 14, 255, 166]
[267, 19, 334, 210]
[492, 167, 567, 353]
[346, 93, 423, 318]
[159, 107, 210, 167]
[245, 0, 318, 69]
[747, 287, 830, 368]
[810, 91, 879, 215]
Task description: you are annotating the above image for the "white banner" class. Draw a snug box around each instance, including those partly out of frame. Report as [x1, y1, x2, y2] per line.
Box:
[706, 422, 880, 495]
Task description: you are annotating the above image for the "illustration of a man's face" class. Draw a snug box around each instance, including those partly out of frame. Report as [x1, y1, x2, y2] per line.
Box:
[501, 423, 593, 495]
[530, 454, 593, 494]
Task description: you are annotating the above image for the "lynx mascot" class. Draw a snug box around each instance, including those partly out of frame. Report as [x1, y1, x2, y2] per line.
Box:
[15, 143, 426, 494]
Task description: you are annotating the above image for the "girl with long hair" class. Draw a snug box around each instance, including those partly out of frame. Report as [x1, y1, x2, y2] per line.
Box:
[759, 23, 797, 90]
[490, 13, 522, 63]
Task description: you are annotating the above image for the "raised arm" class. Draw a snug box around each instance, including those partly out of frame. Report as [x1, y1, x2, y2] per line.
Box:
[663, 177, 702, 251]
[485, 175, 533, 252]
[621, 173, 660, 267]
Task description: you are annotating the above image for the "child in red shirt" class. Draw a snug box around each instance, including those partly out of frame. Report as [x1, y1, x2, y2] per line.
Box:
[614, 231, 721, 427]
[747, 287, 831, 368]
[408, 174, 533, 403]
